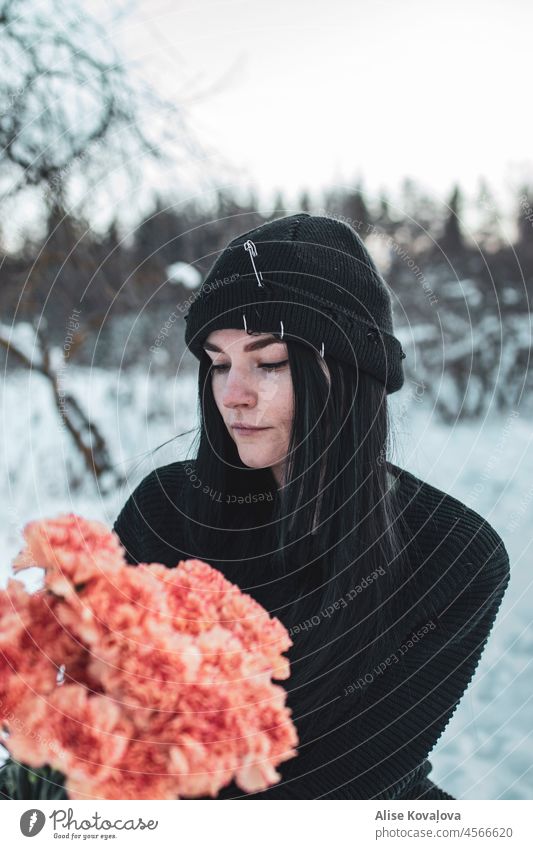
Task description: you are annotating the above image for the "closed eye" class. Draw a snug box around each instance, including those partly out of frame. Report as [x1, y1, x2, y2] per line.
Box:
[211, 360, 289, 373]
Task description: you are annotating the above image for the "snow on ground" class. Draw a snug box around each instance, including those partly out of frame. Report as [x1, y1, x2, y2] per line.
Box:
[0, 366, 199, 592]
[1, 367, 531, 799]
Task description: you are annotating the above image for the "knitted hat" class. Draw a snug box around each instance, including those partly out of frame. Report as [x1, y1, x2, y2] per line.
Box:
[183, 213, 406, 393]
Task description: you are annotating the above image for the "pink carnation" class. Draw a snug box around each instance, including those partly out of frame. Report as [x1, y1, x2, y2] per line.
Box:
[12, 513, 124, 596]
[1, 513, 298, 799]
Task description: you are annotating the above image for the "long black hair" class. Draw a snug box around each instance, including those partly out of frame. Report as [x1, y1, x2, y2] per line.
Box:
[171, 331, 416, 745]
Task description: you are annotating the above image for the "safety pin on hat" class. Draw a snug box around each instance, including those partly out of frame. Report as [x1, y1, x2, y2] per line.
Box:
[243, 239, 264, 287]
[242, 238, 325, 358]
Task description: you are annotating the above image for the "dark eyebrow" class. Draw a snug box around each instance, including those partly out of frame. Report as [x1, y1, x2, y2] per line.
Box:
[202, 335, 284, 354]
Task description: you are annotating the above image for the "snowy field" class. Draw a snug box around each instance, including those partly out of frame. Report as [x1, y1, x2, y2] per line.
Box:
[1, 366, 531, 799]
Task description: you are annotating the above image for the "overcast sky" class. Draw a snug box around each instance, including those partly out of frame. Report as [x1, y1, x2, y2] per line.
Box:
[102, 0, 533, 222]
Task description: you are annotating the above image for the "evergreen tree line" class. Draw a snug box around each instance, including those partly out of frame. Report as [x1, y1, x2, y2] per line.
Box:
[1, 179, 532, 419]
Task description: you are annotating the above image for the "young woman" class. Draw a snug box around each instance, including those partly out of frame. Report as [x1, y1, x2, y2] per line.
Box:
[113, 213, 510, 800]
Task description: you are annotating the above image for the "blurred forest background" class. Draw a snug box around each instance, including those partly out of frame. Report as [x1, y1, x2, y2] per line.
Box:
[1, 0, 532, 494]
[1, 0, 532, 800]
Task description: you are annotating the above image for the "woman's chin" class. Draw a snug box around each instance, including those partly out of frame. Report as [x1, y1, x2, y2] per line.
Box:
[237, 448, 278, 469]
[239, 454, 269, 470]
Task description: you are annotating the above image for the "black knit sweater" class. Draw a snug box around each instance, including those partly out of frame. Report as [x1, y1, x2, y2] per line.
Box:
[112, 460, 510, 800]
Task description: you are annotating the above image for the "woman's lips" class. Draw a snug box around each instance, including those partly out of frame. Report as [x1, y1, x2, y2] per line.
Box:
[232, 426, 269, 436]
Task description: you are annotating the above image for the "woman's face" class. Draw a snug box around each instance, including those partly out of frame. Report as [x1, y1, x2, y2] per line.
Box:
[203, 329, 294, 487]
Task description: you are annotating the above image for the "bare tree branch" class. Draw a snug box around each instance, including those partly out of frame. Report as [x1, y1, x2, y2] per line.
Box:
[0, 322, 125, 492]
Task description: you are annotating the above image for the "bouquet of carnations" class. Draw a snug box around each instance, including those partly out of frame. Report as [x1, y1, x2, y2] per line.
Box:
[0, 514, 298, 800]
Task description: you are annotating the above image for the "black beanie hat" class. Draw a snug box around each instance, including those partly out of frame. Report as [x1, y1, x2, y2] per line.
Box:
[184, 213, 406, 394]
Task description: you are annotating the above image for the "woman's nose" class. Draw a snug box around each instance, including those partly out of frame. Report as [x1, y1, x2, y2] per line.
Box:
[221, 368, 257, 408]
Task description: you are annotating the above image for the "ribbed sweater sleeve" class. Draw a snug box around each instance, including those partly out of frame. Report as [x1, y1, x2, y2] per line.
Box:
[308, 549, 510, 799]
[212, 545, 509, 801]
[113, 484, 142, 565]
[112, 464, 192, 566]
[112, 475, 152, 565]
